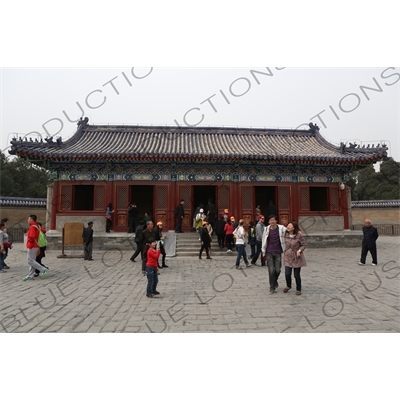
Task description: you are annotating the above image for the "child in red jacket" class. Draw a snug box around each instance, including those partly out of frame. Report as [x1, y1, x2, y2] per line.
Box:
[145, 241, 161, 298]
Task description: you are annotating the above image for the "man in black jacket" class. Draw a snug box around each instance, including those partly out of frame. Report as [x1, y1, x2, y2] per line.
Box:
[83, 221, 94, 261]
[175, 199, 185, 233]
[358, 219, 379, 266]
[141, 221, 158, 275]
[127, 202, 138, 233]
[130, 220, 145, 262]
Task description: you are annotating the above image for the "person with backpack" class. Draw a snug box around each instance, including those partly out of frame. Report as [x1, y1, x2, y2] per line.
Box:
[34, 222, 49, 276]
[82, 221, 94, 261]
[22, 215, 49, 281]
[130, 220, 145, 263]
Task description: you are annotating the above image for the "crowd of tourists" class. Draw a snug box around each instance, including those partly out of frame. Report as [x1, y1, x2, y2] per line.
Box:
[0, 202, 380, 300]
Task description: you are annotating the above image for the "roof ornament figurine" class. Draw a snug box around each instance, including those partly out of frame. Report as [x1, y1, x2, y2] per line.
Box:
[308, 122, 320, 133]
[77, 116, 89, 127]
[44, 136, 54, 143]
[56, 137, 63, 145]
[348, 142, 357, 149]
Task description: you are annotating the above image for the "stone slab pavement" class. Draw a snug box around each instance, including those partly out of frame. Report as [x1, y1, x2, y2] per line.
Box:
[1, 236, 399, 333]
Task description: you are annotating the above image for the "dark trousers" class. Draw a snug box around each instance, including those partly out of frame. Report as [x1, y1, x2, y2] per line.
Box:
[35, 247, 47, 273]
[267, 253, 281, 290]
[128, 216, 136, 233]
[361, 244, 377, 264]
[160, 245, 167, 266]
[250, 243, 256, 259]
[131, 242, 142, 261]
[106, 218, 112, 232]
[84, 242, 93, 260]
[252, 240, 265, 265]
[175, 217, 183, 232]
[226, 234, 234, 250]
[285, 266, 301, 291]
[217, 233, 225, 248]
[235, 244, 249, 266]
[199, 244, 210, 258]
[146, 267, 158, 295]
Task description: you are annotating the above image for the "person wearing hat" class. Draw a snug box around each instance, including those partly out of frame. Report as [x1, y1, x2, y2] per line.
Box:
[83, 221, 94, 261]
[195, 208, 206, 240]
[250, 214, 266, 266]
[199, 220, 212, 260]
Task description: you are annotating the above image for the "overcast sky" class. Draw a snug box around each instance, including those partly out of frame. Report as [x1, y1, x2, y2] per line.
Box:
[1, 67, 399, 161]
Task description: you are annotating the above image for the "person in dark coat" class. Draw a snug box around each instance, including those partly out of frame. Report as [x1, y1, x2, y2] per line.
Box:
[82, 221, 94, 261]
[215, 215, 226, 249]
[130, 220, 145, 262]
[199, 221, 212, 260]
[205, 199, 217, 232]
[358, 219, 379, 265]
[155, 221, 169, 268]
[127, 202, 138, 233]
[175, 199, 185, 233]
[140, 221, 158, 275]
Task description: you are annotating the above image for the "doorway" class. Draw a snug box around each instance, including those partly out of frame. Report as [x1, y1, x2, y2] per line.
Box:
[193, 186, 217, 217]
[130, 185, 154, 220]
[254, 186, 277, 218]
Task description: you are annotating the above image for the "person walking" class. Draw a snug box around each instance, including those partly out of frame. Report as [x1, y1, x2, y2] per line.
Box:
[155, 221, 169, 268]
[248, 220, 257, 259]
[127, 202, 138, 233]
[282, 221, 306, 296]
[234, 219, 250, 269]
[0, 218, 11, 269]
[140, 221, 158, 275]
[193, 203, 204, 229]
[215, 215, 226, 249]
[145, 240, 161, 298]
[34, 222, 48, 276]
[199, 221, 212, 259]
[224, 219, 235, 253]
[175, 199, 185, 233]
[22, 215, 49, 281]
[105, 203, 114, 233]
[82, 221, 94, 261]
[250, 215, 266, 266]
[358, 219, 379, 266]
[195, 208, 206, 239]
[206, 199, 217, 232]
[262, 215, 287, 294]
[0, 221, 7, 274]
[130, 220, 145, 262]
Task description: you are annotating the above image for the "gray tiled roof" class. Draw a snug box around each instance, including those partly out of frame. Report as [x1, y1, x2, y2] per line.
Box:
[0, 196, 47, 207]
[9, 123, 388, 165]
[352, 200, 400, 208]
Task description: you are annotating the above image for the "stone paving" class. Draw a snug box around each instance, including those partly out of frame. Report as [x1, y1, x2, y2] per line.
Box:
[1, 236, 399, 333]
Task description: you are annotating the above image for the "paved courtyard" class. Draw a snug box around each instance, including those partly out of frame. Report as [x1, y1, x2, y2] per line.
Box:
[1, 236, 399, 333]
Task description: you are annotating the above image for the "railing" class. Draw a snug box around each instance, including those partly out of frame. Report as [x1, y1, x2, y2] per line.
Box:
[5, 227, 28, 243]
[352, 224, 400, 236]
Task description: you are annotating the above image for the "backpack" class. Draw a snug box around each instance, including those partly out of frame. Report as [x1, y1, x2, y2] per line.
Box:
[35, 226, 47, 247]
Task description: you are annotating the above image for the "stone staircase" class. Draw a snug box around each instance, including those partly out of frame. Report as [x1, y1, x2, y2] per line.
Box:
[175, 232, 243, 257]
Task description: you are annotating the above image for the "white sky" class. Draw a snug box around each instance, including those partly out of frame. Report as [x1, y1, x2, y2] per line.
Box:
[1, 67, 399, 161]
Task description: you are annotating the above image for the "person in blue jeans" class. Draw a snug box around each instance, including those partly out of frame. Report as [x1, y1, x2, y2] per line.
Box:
[234, 219, 250, 269]
[145, 241, 161, 298]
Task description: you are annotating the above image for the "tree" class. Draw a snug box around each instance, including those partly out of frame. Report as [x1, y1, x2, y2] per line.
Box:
[0, 151, 53, 198]
[349, 158, 400, 201]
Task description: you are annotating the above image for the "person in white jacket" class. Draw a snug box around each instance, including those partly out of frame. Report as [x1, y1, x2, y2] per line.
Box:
[262, 215, 287, 294]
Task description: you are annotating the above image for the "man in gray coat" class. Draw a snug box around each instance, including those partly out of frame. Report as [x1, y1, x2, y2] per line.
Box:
[250, 215, 266, 267]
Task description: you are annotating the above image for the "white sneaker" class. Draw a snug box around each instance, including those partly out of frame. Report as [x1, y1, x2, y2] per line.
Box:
[357, 262, 365, 265]
[372, 263, 377, 266]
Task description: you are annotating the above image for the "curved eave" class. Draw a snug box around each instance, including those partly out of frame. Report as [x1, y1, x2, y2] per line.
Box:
[13, 151, 387, 166]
